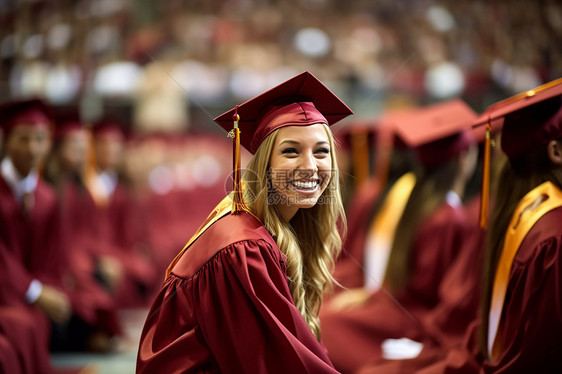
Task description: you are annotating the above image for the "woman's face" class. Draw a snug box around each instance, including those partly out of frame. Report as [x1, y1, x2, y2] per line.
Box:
[5, 124, 51, 177]
[95, 134, 123, 171]
[268, 123, 332, 221]
[59, 129, 88, 172]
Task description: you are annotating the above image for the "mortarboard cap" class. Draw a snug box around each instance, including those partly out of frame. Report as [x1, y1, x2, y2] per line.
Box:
[0, 98, 53, 138]
[92, 116, 126, 139]
[471, 78, 562, 229]
[472, 78, 562, 160]
[214, 71, 353, 154]
[380, 99, 477, 168]
[54, 109, 83, 140]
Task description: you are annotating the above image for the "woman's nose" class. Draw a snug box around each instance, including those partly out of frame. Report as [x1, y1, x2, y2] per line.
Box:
[298, 152, 319, 174]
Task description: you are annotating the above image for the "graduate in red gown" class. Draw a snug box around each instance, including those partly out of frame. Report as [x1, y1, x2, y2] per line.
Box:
[356, 208, 485, 374]
[137, 71, 353, 373]
[44, 110, 122, 351]
[412, 79, 562, 374]
[319, 100, 479, 374]
[87, 117, 156, 308]
[0, 98, 67, 373]
[331, 117, 416, 292]
[355, 134, 505, 374]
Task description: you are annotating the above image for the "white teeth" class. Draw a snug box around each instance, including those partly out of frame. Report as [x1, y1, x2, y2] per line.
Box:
[292, 180, 318, 189]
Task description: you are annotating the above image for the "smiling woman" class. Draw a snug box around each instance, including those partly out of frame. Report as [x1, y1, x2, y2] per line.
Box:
[136, 71, 353, 373]
[269, 124, 333, 219]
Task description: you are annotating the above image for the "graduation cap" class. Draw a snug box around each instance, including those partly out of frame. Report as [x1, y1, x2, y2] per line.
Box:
[380, 99, 477, 169]
[54, 109, 83, 141]
[0, 98, 53, 138]
[214, 71, 353, 214]
[473, 78, 562, 160]
[214, 71, 353, 154]
[92, 116, 127, 139]
[473, 77, 562, 229]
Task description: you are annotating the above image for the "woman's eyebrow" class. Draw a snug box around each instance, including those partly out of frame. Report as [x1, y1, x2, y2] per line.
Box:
[279, 140, 300, 146]
[279, 140, 329, 146]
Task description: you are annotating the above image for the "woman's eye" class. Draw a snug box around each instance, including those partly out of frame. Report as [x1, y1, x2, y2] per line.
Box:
[282, 148, 298, 154]
[315, 147, 330, 154]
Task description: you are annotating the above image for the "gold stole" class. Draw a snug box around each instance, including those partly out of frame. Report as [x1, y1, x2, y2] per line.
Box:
[364, 172, 416, 290]
[488, 181, 562, 360]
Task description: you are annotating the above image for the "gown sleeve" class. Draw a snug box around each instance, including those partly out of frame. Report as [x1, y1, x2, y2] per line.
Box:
[189, 239, 339, 374]
[0, 241, 34, 302]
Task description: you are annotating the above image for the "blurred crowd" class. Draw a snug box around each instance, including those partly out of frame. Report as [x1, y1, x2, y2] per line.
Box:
[1, 0, 561, 120]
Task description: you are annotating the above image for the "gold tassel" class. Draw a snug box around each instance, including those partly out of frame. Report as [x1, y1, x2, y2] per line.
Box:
[228, 105, 248, 214]
[479, 120, 492, 229]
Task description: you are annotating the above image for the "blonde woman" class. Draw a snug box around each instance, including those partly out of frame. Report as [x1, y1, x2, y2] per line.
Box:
[137, 72, 353, 373]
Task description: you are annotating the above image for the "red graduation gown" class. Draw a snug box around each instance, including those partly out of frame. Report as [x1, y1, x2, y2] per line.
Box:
[356, 197, 485, 374]
[320, 201, 471, 374]
[137, 211, 339, 374]
[417, 206, 562, 374]
[0, 333, 20, 374]
[94, 182, 157, 307]
[59, 180, 122, 335]
[0, 176, 67, 302]
[0, 306, 53, 374]
[0, 177, 61, 374]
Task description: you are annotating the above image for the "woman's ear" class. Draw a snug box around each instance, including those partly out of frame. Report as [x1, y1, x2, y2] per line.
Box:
[547, 140, 562, 166]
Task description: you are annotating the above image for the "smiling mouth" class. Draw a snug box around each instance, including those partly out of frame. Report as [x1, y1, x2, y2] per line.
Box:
[290, 179, 320, 191]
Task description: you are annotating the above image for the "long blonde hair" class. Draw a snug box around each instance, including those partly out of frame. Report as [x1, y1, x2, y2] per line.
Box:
[242, 123, 346, 340]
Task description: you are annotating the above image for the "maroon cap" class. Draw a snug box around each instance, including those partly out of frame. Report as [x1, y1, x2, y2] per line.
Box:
[54, 110, 83, 140]
[473, 78, 562, 160]
[380, 99, 477, 168]
[92, 116, 126, 139]
[214, 71, 353, 154]
[0, 98, 53, 137]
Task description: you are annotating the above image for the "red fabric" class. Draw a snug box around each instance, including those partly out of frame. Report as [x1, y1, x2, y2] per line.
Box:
[0, 177, 61, 373]
[249, 102, 328, 153]
[213, 71, 353, 154]
[409, 206, 562, 373]
[320, 201, 471, 374]
[0, 306, 53, 374]
[0, 177, 67, 301]
[59, 180, 122, 335]
[0, 333, 21, 374]
[93, 182, 157, 308]
[137, 212, 339, 374]
[356, 197, 485, 374]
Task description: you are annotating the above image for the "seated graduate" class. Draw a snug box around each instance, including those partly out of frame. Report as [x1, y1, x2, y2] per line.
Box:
[87, 117, 157, 308]
[0, 98, 67, 373]
[331, 116, 416, 292]
[320, 99, 479, 374]
[413, 78, 562, 374]
[44, 110, 123, 351]
[136, 71, 354, 373]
